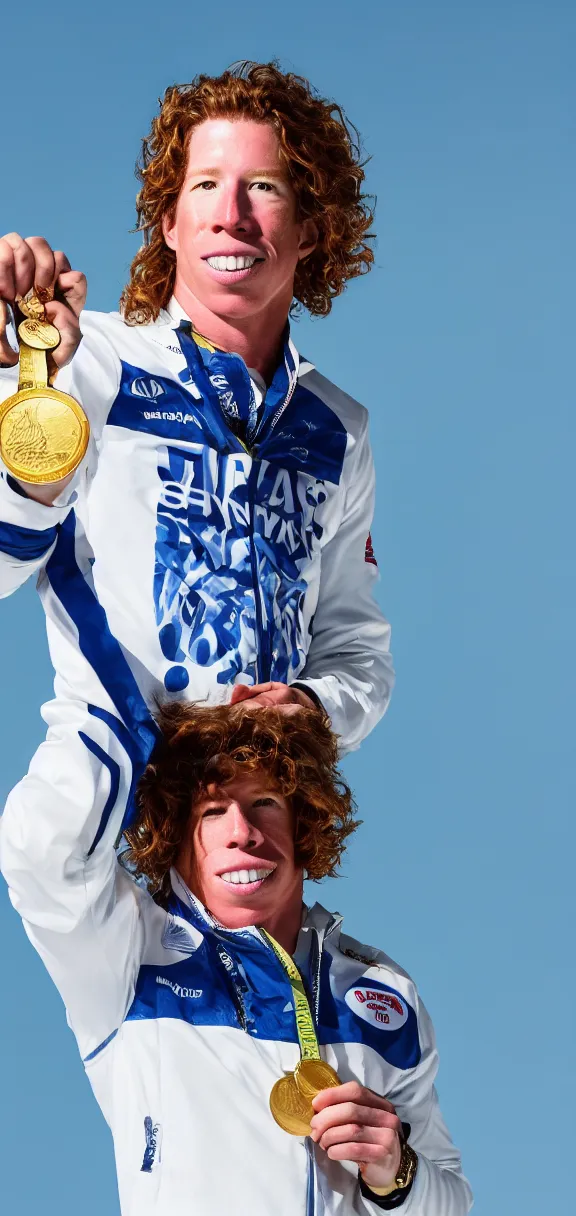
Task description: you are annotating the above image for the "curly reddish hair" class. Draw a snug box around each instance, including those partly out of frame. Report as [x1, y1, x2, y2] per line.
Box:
[124, 702, 360, 895]
[121, 60, 375, 324]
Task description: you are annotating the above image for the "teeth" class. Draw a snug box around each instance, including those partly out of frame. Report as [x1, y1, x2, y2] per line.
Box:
[220, 868, 273, 885]
[206, 255, 258, 271]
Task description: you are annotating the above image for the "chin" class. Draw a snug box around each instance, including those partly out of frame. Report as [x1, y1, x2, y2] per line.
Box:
[193, 279, 267, 313]
[217, 901, 268, 929]
[207, 294, 265, 320]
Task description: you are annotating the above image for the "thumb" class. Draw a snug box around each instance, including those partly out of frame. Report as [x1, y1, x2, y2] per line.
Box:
[230, 684, 254, 704]
[44, 299, 82, 368]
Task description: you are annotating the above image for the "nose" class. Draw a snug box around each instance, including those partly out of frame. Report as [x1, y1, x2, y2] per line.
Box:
[226, 801, 263, 850]
[210, 180, 250, 235]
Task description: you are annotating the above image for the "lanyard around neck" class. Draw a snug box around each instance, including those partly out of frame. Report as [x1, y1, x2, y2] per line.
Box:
[260, 929, 321, 1062]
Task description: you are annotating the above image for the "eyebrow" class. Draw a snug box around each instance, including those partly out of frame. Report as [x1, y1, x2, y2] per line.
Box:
[187, 167, 287, 179]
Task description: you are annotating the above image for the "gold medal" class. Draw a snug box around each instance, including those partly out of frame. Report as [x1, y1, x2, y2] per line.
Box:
[261, 930, 344, 1138]
[17, 318, 60, 351]
[294, 1058, 341, 1101]
[270, 1073, 314, 1136]
[0, 388, 89, 484]
[0, 292, 89, 484]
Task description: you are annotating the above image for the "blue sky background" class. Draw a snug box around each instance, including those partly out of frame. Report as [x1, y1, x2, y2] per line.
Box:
[1, 2, 574, 1213]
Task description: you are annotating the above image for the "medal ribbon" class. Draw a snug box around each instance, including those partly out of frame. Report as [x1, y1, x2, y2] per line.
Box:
[261, 930, 321, 1062]
[176, 323, 298, 449]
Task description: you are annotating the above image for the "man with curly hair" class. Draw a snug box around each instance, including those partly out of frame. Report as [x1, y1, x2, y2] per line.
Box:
[0, 62, 392, 782]
[1, 702, 472, 1215]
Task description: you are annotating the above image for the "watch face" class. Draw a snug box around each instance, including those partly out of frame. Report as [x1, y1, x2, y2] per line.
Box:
[397, 1143, 418, 1188]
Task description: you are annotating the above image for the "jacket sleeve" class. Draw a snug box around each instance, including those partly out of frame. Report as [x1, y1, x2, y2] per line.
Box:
[360, 996, 473, 1215]
[0, 697, 149, 1062]
[293, 412, 394, 754]
[0, 314, 120, 599]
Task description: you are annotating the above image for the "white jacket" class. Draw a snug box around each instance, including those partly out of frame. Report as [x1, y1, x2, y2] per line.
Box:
[0, 301, 393, 761]
[0, 710, 472, 1216]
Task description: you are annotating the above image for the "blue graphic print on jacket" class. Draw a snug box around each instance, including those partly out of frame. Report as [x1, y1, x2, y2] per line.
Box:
[154, 444, 335, 691]
[107, 338, 349, 694]
[155, 443, 256, 691]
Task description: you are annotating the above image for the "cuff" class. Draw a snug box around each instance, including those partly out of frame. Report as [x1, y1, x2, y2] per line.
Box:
[359, 1171, 415, 1210]
[289, 682, 326, 715]
[0, 465, 78, 528]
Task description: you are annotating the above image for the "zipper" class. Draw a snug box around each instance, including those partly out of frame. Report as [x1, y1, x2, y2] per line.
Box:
[307, 929, 322, 1025]
[247, 461, 265, 683]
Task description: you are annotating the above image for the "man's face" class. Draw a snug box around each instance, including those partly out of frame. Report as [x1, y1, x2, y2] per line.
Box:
[162, 117, 318, 323]
[178, 771, 303, 929]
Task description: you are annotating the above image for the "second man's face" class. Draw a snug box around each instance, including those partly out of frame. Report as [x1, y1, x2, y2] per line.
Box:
[162, 116, 318, 325]
[178, 771, 303, 929]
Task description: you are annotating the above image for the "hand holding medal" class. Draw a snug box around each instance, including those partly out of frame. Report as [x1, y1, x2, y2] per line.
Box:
[0, 287, 89, 484]
[0, 233, 89, 486]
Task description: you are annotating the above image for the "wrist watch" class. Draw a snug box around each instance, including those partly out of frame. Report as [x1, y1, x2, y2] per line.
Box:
[365, 1139, 418, 1197]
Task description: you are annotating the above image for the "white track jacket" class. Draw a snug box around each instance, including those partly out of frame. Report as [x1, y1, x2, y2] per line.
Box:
[0, 302, 393, 762]
[0, 717, 472, 1215]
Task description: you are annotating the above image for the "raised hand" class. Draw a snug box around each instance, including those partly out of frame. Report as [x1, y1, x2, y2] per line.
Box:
[230, 680, 317, 715]
[0, 233, 86, 368]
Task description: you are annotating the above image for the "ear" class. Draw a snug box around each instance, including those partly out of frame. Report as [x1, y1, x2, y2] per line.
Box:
[297, 217, 319, 261]
[162, 211, 177, 251]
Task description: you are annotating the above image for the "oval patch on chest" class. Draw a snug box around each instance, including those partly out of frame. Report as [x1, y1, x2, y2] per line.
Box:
[344, 983, 408, 1031]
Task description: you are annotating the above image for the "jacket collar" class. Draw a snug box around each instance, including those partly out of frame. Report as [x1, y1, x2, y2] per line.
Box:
[170, 867, 341, 945]
[157, 296, 314, 380]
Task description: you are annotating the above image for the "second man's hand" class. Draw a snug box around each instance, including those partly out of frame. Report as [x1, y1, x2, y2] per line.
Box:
[230, 681, 317, 715]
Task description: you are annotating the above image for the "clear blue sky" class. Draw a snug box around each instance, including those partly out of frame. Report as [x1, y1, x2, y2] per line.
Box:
[1, 2, 574, 1213]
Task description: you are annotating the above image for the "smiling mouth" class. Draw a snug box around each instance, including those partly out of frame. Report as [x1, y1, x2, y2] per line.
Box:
[204, 255, 265, 272]
[218, 867, 275, 888]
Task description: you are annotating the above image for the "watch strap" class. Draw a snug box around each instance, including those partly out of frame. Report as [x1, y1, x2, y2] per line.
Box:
[359, 1141, 418, 1210]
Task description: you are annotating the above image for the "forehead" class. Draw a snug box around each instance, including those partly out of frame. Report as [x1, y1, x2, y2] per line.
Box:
[194, 768, 280, 800]
[186, 117, 285, 174]
[213, 771, 281, 797]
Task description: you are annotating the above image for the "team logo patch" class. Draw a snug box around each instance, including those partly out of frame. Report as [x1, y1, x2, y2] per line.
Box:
[364, 533, 377, 566]
[131, 376, 165, 399]
[345, 983, 408, 1031]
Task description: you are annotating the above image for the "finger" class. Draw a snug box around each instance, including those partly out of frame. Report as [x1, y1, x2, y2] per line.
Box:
[230, 684, 258, 704]
[312, 1082, 397, 1115]
[0, 300, 18, 365]
[311, 1101, 400, 1140]
[243, 693, 297, 709]
[53, 251, 72, 276]
[0, 232, 35, 300]
[23, 236, 57, 290]
[44, 300, 82, 367]
[242, 681, 285, 695]
[55, 268, 86, 319]
[326, 1142, 391, 1164]
[234, 692, 288, 708]
[255, 690, 291, 705]
[318, 1123, 397, 1153]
